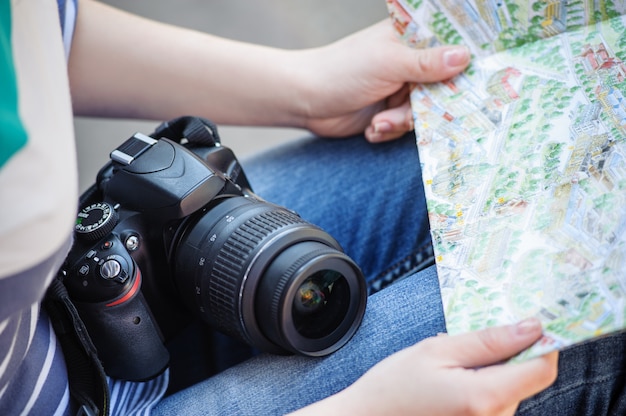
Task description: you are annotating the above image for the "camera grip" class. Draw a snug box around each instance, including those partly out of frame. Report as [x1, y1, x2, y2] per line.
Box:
[73, 275, 170, 381]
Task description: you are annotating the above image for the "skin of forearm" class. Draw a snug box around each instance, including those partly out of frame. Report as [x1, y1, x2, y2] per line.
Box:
[68, 0, 314, 128]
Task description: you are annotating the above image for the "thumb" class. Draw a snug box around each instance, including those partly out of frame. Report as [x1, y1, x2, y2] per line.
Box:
[400, 45, 470, 83]
[436, 318, 544, 368]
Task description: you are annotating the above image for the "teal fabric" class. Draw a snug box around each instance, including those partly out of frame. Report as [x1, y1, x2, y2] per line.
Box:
[0, 0, 28, 169]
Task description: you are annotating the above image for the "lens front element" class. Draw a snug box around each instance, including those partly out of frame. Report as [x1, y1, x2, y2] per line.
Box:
[293, 270, 348, 338]
[257, 241, 365, 356]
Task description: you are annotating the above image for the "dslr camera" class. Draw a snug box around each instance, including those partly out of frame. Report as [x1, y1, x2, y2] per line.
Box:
[59, 117, 367, 381]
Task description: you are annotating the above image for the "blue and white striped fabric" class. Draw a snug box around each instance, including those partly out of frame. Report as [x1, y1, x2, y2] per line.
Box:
[57, 0, 77, 58]
[0, 1, 168, 414]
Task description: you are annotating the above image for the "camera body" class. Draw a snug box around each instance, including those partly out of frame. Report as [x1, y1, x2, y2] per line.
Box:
[59, 117, 367, 381]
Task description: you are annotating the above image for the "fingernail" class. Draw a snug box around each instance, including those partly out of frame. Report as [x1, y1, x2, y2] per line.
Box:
[373, 121, 393, 133]
[515, 317, 541, 335]
[443, 46, 470, 68]
[368, 131, 384, 142]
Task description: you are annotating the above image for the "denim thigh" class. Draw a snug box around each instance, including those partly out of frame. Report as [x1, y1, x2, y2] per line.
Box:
[155, 265, 446, 415]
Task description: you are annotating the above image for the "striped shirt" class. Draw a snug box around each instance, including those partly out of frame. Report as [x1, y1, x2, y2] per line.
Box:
[0, 1, 168, 414]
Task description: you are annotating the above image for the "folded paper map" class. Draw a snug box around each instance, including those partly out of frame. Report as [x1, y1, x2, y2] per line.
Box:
[386, 0, 626, 360]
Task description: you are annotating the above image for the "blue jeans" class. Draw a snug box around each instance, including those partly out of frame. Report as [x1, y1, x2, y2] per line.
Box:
[155, 133, 626, 415]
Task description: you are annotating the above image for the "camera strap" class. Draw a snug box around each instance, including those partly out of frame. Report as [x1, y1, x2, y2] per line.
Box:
[44, 278, 110, 416]
[152, 116, 221, 146]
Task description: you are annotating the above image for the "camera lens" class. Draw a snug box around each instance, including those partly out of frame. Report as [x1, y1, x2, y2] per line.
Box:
[254, 240, 363, 356]
[174, 196, 366, 356]
[294, 272, 337, 317]
[294, 271, 346, 332]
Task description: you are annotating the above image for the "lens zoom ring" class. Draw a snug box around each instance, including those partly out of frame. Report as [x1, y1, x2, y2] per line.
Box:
[208, 209, 307, 338]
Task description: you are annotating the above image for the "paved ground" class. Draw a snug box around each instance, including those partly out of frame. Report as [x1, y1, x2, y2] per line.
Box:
[75, 0, 389, 191]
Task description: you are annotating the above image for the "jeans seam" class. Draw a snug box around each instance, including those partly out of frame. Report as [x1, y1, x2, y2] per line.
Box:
[367, 242, 435, 295]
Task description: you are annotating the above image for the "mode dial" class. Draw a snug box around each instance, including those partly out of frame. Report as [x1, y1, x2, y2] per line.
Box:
[75, 202, 119, 241]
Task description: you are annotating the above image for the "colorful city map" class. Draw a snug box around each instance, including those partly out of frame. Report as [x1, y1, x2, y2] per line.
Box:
[386, 0, 626, 360]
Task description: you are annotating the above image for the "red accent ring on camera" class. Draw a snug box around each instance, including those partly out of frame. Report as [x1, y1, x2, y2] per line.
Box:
[106, 270, 141, 307]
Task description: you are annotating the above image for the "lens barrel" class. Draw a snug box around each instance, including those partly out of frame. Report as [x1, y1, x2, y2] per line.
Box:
[174, 196, 366, 356]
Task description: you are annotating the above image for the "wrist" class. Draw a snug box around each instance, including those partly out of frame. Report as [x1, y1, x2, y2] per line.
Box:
[277, 47, 326, 130]
[210, 45, 317, 130]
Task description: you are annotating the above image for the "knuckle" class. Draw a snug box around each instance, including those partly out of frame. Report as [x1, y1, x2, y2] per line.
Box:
[411, 49, 437, 75]
[477, 327, 504, 357]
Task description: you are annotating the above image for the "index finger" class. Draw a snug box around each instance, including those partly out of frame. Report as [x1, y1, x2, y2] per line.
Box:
[432, 318, 545, 368]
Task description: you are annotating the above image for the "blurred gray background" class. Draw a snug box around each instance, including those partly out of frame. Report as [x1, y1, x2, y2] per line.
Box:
[75, 0, 389, 191]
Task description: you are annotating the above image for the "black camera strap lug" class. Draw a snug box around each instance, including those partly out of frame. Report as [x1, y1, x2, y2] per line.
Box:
[152, 116, 221, 146]
[44, 277, 110, 416]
